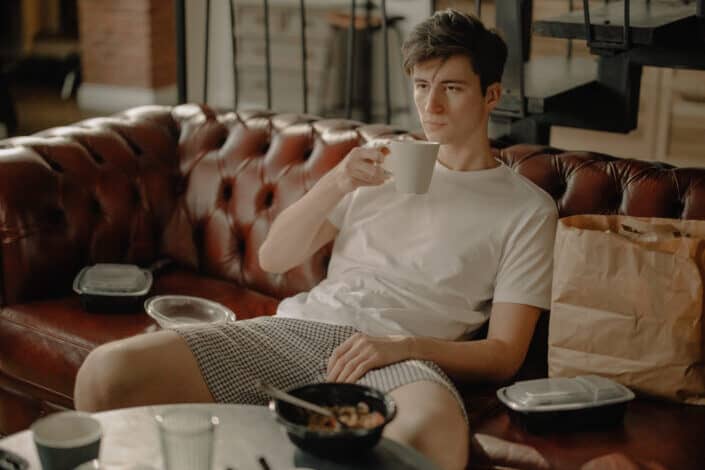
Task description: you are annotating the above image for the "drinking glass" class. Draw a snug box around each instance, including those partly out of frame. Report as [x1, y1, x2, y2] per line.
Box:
[155, 408, 218, 470]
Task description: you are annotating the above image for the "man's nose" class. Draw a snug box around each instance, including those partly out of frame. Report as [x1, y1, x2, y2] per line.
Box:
[425, 88, 444, 114]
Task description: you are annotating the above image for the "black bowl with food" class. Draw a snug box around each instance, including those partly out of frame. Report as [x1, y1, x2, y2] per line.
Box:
[269, 382, 397, 459]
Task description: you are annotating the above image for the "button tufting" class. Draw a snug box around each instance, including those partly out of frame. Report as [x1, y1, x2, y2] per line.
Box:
[236, 237, 246, 257]
[90, 198, 102, 216]
[672, 198, 685, 218]
[46, 159, 64, 173]
[554, 180, 568, 200]
[46, 207, 65, 225]
[85, 147, 104, 164]
[263, 190, 274, 208]
[174, 178, 188, 197]
[260, 141, 271, 155]
[193, 225, 205, 247]
[131, 185, 141, 204]
[221, 182, 233, 202]
[124, 138, 143, 156]
[302, 148, 314, 161]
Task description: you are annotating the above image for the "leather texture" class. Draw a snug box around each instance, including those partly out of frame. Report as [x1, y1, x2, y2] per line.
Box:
[0, 104, 703, 469]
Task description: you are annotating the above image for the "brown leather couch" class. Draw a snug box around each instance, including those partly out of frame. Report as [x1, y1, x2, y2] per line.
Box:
[1, 104, 704, 469]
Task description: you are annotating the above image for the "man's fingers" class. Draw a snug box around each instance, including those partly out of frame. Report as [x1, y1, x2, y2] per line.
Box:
[334, 352, 368, 383]
[344, 360, 375, 383]
[353, 146, 387, 165]
[327, 335, 357, 374]
[328, 350, 359, 382]
[326, 359, 345, 382]
[351, 162, 389, 183]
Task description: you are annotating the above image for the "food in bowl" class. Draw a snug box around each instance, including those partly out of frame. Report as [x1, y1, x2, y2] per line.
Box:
[307, 401, 385, 431]
[271, 383, 396, 458]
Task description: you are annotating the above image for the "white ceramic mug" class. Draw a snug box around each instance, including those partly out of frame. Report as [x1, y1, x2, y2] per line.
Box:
[384, 140, 440, 194]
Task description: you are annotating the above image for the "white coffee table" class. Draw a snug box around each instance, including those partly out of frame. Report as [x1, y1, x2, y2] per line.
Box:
[0, 403, 440, 470]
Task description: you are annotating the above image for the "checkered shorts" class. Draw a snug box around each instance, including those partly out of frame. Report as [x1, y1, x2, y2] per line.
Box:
[174, 317, 467, 421]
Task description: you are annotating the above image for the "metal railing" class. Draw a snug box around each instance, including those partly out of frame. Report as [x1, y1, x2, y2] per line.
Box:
[582, 0, 633, 51]
[177, 0, 420, 124]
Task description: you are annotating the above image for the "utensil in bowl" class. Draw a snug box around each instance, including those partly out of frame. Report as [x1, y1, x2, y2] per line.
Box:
[257, 380, 347, 429]
[269, 382, 396, 459]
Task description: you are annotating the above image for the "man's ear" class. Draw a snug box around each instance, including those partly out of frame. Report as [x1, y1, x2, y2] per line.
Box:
[484, 83, 502, 111]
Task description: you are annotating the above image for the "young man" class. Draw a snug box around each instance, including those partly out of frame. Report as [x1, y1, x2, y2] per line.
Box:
[74, 10, 557, 470]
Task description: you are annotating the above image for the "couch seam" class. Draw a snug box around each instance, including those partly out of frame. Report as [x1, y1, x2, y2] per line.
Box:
[0, 310, 94, 352]
[0, 369, 73, 402]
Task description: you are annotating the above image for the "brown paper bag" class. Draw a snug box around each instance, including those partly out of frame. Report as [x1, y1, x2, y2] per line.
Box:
[549, 215, 705, 404]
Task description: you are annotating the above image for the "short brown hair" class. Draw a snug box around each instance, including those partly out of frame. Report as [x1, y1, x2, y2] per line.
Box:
[402, 9, 507, 95]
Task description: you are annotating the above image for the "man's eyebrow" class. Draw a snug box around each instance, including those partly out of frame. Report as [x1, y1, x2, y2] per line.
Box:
[439, 79, 469, 85]
[412, 78, 469, 85]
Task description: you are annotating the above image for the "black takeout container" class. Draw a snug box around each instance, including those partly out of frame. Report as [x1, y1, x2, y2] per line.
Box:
[73, 264, 153, 313]
[497, 375, 635, 433]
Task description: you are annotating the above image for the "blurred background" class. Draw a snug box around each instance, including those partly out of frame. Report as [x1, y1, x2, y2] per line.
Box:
[0, 0, 703, 167]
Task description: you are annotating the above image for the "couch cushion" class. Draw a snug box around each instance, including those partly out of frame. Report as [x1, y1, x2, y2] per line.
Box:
[0, 268, 279, 404]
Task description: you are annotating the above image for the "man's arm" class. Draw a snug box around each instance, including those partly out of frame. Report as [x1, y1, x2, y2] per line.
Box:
[258, 146, 389, 274]
[258, 176, 342, 274]
[412, 302, 542, 382]
[327, 302, 541, 383]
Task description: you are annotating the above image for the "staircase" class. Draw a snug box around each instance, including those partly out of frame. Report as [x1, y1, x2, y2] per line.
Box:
[490, 0, 705, 145]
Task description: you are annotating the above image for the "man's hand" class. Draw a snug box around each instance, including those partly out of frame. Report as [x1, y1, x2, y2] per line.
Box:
[330, 146, 390, 194]
[326, 333, 412, 383]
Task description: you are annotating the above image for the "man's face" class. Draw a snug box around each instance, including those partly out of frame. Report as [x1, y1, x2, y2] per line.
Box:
[412, 55, 498, 145]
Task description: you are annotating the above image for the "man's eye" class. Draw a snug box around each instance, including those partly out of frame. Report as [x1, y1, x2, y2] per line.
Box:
[446, 86, 460, 92]
[415, 83, 428, 90]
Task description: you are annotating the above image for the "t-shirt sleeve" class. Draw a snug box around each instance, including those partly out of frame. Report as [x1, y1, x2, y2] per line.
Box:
[493, 206, 558, 310]
[327, 190, 354, 228]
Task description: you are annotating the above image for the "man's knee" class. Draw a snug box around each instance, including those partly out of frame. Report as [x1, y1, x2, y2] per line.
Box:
[74, 331, 212, 412]
[395, 401, 468, 465]
[74, 341, 139, 412]
[385, 382, 469, 470]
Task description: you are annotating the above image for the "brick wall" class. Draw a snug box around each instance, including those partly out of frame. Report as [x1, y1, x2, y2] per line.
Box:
[78, 0, 176, 88]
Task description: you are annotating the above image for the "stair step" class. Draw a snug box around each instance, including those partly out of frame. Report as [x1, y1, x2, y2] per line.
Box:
[494, 56, 598, 117]
[533, 0, 697, 48]
[523, 56, 598, 114]
[627, 45, 705, 70]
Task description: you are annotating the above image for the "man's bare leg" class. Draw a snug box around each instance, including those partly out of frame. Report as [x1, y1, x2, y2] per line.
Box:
[384, 381, 468, 470]
[74, 330, 213, 412]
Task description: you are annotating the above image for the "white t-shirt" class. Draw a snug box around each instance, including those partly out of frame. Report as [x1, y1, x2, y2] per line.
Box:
[275, 161, 558, 340]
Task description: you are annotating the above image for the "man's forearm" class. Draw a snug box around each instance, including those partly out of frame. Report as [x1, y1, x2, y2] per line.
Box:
[258, 172, 345, 273]
[407, 336, 522, 383]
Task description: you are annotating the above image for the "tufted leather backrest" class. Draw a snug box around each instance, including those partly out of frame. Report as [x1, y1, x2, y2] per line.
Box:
[160, 105, 408, 299]
[0, 106, 180, 305]
[497, 145, 705, 220]
[0, 105, 407, 304]
[1, 104, 704, 306]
